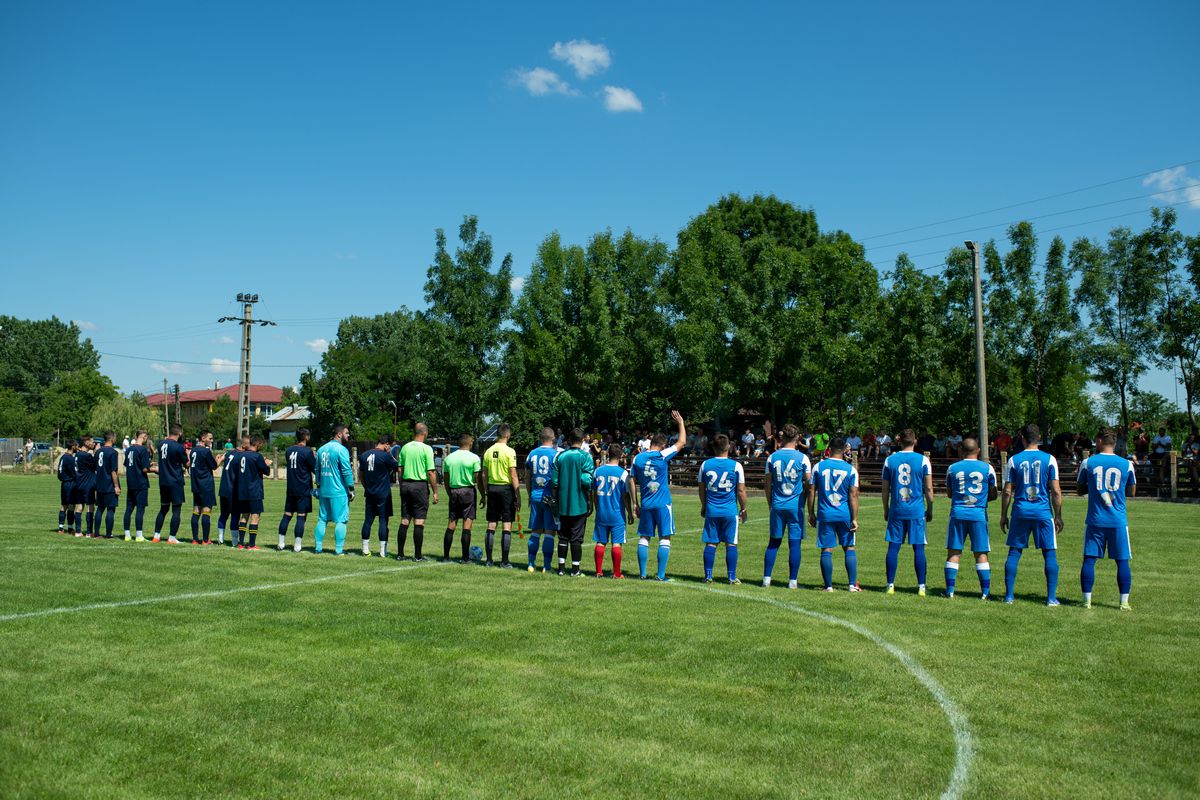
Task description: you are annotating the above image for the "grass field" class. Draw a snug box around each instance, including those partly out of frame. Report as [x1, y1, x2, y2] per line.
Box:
[0, 474, 1197, 799]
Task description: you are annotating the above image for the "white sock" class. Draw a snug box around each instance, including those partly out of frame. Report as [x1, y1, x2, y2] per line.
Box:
[278, 534, 285, 548]
[1083, 591, 1092, 603]
[363, 541, 370, 554]
[380, 542, 387, 557]
[124, 530, 130, 536]
[217, 529, 224, 543]
[1120, 593, 1129, 603]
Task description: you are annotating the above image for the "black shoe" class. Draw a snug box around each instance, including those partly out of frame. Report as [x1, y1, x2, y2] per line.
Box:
[395, 554, 406, 561]
[414, 556, 428, 562]
[556, 568, 566, 576]
[485, 560, 495, 568]
[500, 562, 514, 569]
[569, 569, 582, 578]
[104, 534, 113, 539]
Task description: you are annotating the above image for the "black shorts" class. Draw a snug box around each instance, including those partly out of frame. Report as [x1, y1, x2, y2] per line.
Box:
[219, 495, 232, 517]
[284, 493, 313, 514]
[560, 514, 588, 545]
[126, 487, 148, 508]
[400, 480, 430, 519]
[96, 491, 119, 510]
[68, 483, 86, 505]
[59, 482, 74, 506]
[486, 485, 516, 524]
[237, 497, 264, 515]
[159, 484, 185, 506]
[449, 487, 477, 521]
[192, 482, 216, 509]
[364, 492, 393, 518]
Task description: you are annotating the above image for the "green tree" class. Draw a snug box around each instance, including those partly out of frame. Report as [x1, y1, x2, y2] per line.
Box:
[871, 254, 946, 428]
[1148, 208, 1197, 427]
[88, 395, 164, 439]
[204, 395, 239, 442]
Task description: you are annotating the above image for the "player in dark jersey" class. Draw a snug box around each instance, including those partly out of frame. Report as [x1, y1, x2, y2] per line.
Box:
[93, 432, 122, 538]
[123, 430, 152, 541]
[217, 436, 247, 545]
[279, 429, 316, 551]
[73, 436, 98, 536]
[189, 430, 219, 544]
[55, 440, 78, 533]
[153, 424, 189, 543]
[234, 436, 272, 550]
[359, 437, 400, 557]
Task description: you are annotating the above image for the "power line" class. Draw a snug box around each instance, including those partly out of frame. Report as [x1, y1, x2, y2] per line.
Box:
[98, 351, 315, 369]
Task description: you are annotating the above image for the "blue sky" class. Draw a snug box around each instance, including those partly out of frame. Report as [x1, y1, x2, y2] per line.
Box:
[2, 0, 1198, 405]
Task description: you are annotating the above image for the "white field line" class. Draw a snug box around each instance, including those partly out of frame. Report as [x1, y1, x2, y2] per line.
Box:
[682, 584, 973, 800]
[0, 561, 448, 623]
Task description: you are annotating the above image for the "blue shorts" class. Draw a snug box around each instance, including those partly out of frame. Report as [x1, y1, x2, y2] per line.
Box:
[702, 516, 739, 545]
[529, 503, 559, 532]
[237, 498, 265, 515]
[946, 519, 990, 552]
[1084, 525, 1131, 561]
[59, 482, 74, 506]
[284, 493, 313, 515]
[159, 484, 185, 506]
[816, 520, 855, 548]
[637, 505, 674, 539]
[126, 488, 148, 508]
[1006, 517, 1056, 550]
[96, 491, 119, 510]
[593, 522, 627, 545]
[769, 506, 805, 541]
[318, 496, 349, 525]
[885, 517, 927, 545]
[192, 484, 216, 509]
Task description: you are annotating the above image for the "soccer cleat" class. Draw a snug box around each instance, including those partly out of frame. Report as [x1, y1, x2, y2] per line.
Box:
[761, 577, 771, 588]
[135, 535, 146, 542]
[192, 540, 201, 545]
[168, 537, 179, 544]
[1004, 596, 1014, 604]
[980, 593, 989, 602]
[74, 532, 83, 537]
[1082, 598, 1092, 609]
[787, 580, 798, 590]
[596, 572, 606, 579]
[570, 569, 583, 578]
[277, 545, 286, 552]
[614, 573, 625, 580]
[1119, 601, 1132, 612]
[124, 533, 132, 541]
[484, 560, 494, 568]
[499, 561, 512, 568]
[849, 584, 863, 593]
[639, 574, 650, 581]
[152, 535, 161, 542]
[249, 546, 260, 551]
[945, 590, 955, 599]
[728, 578, 740, 585]
[1046, 599, 1060, 608]
[557, 569, 566, 577]
[528, 565, 536, 573]
[703, 577, 713, 584]
[294, 542, 303, 553]
[362, 546, 370, 556]
[655, 576, 672, 583]
[237, 544, 245, 550]
[541, 567, 549, 574]
[918, 586, 926, 597]
[822, 586, 835, 592]
[885, 584, 895, 595]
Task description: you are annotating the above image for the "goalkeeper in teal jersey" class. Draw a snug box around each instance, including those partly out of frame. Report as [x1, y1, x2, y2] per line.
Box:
[314, 424, 356, 555]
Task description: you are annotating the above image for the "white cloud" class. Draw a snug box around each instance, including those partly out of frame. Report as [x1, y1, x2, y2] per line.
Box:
[513, 67, 574, 96]
[1143, 166, 1200, 209]
[150, 362, 189, 375]
[602, 86, 642, 113]
[510, 276, 526, 293]
[550, 39, 611, 79]
[72, 320, 97, 331]
[305, 338, 329, 354]
[214, 335, 236, 345]
[209, 358, 238, 374]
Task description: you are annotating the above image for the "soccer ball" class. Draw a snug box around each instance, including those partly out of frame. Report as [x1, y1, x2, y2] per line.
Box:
[470, 546, 484, 563]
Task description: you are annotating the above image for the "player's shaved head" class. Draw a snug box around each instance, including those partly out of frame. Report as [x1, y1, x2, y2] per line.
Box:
[540, 427, 555, 444]
[606, 444, 623, 462]
[898, 429, 916, 446]
[296, 428, 309, 444]
[103, 431, 115, 444]
[1097, 428, 1116, 447]
[780, 424, 800, 445]
[713, 433, 730, 455]
[567, 428, 584, 446]
[831, 437, 845, 452]
[962, 437, 980, 455]
[497, 423, 511, 441]
[414, 422, 428, 437]
[169, 423, 183, 437]
[459, 432, 474, 448]
[650, 433, 667, 448]
[68, 439, 78, 451]
[1021, 423, 1041, 444]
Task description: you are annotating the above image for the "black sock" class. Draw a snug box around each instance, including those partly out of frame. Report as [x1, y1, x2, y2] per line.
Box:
[122, 505, 132, 531]
[444, 528, 454, 559]
[397, 524, 409, 558]
[191, 512, 200, 541]
[461, 531, 471, 561]
[558, 540, 568, 568]
[249, 523, 258, 548]
[485, 529, 495, 562]
[570, 540, 582, 568]
[278, 515, 290, 537]
[135, 506, 145, 532]
[501, 530, 511, 564]
[105, 508, 115, 536]
[67, 509, 75, 529]
[413, 524, 424, 559]
[86, 510, 94, 533]
[202, 513, 211, 542]
[74, 511, 83, 532]
[58, 510, 65, 528]
[154, 506, 167, 534]
[169, 505, 182, 536]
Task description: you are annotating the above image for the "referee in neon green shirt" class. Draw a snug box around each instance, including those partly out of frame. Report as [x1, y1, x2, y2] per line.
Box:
[482, 423, 520, 568]
[397, 422, 439, 561]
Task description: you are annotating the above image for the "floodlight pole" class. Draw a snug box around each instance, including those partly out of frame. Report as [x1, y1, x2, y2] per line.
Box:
[967, 241, 990, 460]
[219, 294, 276, 443]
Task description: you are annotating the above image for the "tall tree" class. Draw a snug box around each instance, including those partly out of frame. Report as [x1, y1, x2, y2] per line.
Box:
[1147, 208, 1197, 427]
[872, 254, 946, 428]
[88, 395, 164, 439]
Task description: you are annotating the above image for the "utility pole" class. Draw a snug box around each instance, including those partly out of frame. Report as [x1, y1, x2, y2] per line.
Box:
[173, 383, 182, 431]
[219, 294, 276, 443]
[162, 377, 170, 437]
[966, 241, 990, 460]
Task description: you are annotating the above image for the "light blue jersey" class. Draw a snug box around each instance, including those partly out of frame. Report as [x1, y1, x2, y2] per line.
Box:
[882, 451, 932, 520]
[946, 459, 997, 522]
[809, 458, 858, 523]
[594, 464, 630, 526]
[766, 448, 811, 512]
[699, 457, 744, 518]
[1004, 449, 1059, 520]
[632, 444, 680, 510]
[1078, 453, 1135, 529]
[315, 440, 354, 498]
[525, 445, 560, 503]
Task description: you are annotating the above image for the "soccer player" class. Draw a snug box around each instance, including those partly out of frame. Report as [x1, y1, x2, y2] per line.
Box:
[881, 429, 933, 595]
[698, 433, 746, 584]
[482, 423, 520, 568]
[73, 436, 98, 536]
[764, 424, 811, 589]
[153, 424, 189, 544]
[593, 445, 635, 578]
[550, 428, 595, 576]
[943, 438, 997, 599]
[314, 424, 355, 555]
[397, 422, 439, 561]
[524, 427, 561, 573]
[999, 423, 1063, 606]
[807, 436, 860, 592]
[1076, 428, 1135, 611]
[55, 440, 77, 533]
[234, 436, 272, 550]
[360, 437, 399, 557]
[93, 432, 122, 538]
[217, 437, 247, 545]
[442, 433, 482, 561]
[188, 430, 219, 545]
[279, 429, 316, 551]
[123, 430, 152, 541]
[632, 410, 687, 581]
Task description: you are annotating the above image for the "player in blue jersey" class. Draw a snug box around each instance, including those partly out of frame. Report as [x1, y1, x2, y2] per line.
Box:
[152, 424, 189, 543]
[807, 437, 860, 592]
[188, 430, 219, 545]
[93, 432, 122, 538]
[73, 436, 98, 536]
[234, 436, 272, 550]
[631, 410, 687, 581]
[524, 427, 561, 572]
[881, 429, 934, 595]
[593, 444, 636, 578]
[943, 438, 997, 599]
[1076, 428, 1136, 611]
[217, 437, 246, 545]
[359, 437, 400, 557]
[764, 424, 812, 589]
[1000, 424, 1063, 606]
[698, 434, 746, 584]
[122, 430, 152, 541]
[279, 429, 316, 551]
[315, 424, 356, 555]
[55, 440, 77, 533]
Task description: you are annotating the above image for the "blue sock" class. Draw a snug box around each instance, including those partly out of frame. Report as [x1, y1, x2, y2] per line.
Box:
[1117, 559, 1131, 595]
[1043, 549, 1059, 602]
[656, 539, 671, 580]
[1081, 556, 1097, 594]
[703, 544, 716, 580]
[976, 561, 991, 595]
[542, 534, 555, 569]
[787, 540, 801, 582]
[58, 510, 65, 528]
[295, 514, 307, 540]
[1004, 548, 1022, 599]
[820, 550, 833, 588]
[845, 549, 858, 586]
[278, 516, 289, 537]
[764, 538, 781, 580]
[105, 508, 115, 535]
[334, 521, 346, 554]
[726, 545, 738, 581]
[528, 533, 540, 567]
[638, 538, 649, 578]
[914, 545, 927, 586]
[886, 541, 901, 585]
[945, 561, 958, 593]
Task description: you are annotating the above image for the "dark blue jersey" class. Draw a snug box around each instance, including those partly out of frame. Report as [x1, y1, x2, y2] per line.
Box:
[285, 445, 317, 497]
[220, 450, 242, 498]
[57, 452, 77, 483]
[235, 450, 270, 500]
[94, 446, 121, 494]
[155, 439, 188, 487]
[124, 445, 151, 492]
[74, 449, 97, 488]
[189, 446, 218, 489]
[359, 448, 399, 497]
